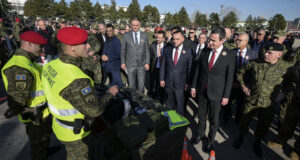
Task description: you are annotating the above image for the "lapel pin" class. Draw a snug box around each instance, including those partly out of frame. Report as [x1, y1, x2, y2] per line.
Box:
[182, 50, 186, 54]
[222, 51, 227, 56]
[245, 56, 249, 60]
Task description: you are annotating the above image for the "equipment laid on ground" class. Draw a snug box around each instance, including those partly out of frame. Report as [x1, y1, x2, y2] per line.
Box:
[93, 86, 190, 160]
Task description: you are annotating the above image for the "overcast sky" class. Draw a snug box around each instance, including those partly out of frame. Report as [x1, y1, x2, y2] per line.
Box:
[60, 0, 300, 21]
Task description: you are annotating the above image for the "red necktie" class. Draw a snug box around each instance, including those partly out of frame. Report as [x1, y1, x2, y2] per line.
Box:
[174, 47, 179, 66]
[239, 51, 243, 68]
[209, 50, 216, 71]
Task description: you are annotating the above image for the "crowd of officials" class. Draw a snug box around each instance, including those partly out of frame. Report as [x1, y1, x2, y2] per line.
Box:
[0, 16, 300, 160]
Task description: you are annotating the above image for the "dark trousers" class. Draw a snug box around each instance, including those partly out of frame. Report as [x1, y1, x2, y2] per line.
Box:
[101, 65, 108, 85]
[238, 104, 276, 140]
[223, 87, 245, 123]
[165, 85, 185, 115]
[276, 103, 300, 155]
[107, 69, 124, 88]
[25, 116, 52, 160]
[149, 68, 164, 103]
[197, 93, 221, 145]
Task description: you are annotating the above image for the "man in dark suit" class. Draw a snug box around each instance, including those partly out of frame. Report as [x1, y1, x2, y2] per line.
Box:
[121, 18, 150, 93]
[190, 27, 235, 151]
[222, 33, 258, 124]
[159, 31, 193, 115]
[194, 33, 208, 61]
[149, 31, 166, 103]
[250, 29, 271, 58]
[97, 23, 108, 85]
[160, 31, 193, 115]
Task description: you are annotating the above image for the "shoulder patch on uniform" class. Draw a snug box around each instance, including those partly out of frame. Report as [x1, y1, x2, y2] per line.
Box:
[85, 95, 96, 104]
[16, 82, 26, 90]
[15, 75, 26, 80]
[81, 86, 92, 95]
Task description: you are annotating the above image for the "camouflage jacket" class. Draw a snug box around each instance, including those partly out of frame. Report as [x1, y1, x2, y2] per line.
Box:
[0, 25, 8, 37]
[237, 58, 290, 113]
[88, 33, 101, 54]
[116, 34, 124, 44]
[2, 49, 36, 114]
[81, 54, 102, 84]
[145, 31, 155, 44]
[224, 38, 236, 50]
[59, 53, 112, 118]
[12, 22, 24, 42]
[281, 62, 300, 105]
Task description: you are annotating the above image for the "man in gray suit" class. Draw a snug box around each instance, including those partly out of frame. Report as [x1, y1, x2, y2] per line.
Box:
[121, 18, 150, 92]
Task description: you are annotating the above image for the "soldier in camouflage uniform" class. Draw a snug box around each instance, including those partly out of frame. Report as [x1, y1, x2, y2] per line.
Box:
[1, 31, 53, 160]
[42, 27, 118, 160]
[12, 17, 24, 44]
[144, 24, 155, 44]
[267, 62, 300, 160]
[50, 19, 67, 55]
[116, 24, 129, 86]
[224, 28, 236, 50]
[81, 24, 102, 84]
[233, 43, 290, 158]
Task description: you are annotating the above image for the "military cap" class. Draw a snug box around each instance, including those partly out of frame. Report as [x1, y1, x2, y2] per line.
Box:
[91, 24, 98, 30]
[154, 26, 163, 31]
[273, 30, 286, 38]
[82, 24, 90, 30]
[236, 28, 246, 35]
[57, 26, 88, 45]
[20, 31, 47, 45]
[119, 24, 125, 30]
[15, 17, 21, 23]
[58, 18, 66, 23]
[267, 43, 284, 52]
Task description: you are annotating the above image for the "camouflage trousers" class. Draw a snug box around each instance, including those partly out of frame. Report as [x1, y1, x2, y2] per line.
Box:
[25, 116, 52, 160]
[61, 134, 94, 160]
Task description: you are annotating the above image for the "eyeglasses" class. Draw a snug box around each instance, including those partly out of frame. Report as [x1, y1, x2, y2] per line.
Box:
[189, 32, 195, 34]
[258, 33, 263, 36]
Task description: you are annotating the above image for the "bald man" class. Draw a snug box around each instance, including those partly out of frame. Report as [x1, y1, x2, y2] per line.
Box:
[222, 33, 258, 124]
[36, 20, 56, 62]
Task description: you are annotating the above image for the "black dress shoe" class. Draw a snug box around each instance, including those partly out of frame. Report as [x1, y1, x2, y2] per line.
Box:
[191, 136, 203, 145]
[47, 145, 62, 157]
[233, 134, 244, 149]
[253, 139, 263, 158]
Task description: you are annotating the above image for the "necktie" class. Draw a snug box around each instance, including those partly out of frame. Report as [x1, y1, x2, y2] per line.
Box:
[134, 32, 138, 45]
[239, 51, 243, 68]
[209, 50, 216, 71]
[174, 47, 179, 66]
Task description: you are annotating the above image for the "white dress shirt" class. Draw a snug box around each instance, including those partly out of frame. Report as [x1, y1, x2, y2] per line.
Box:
[132, 31, 141, 44]
[157, 43, 164, 57]
[196, 43, 205, 53]
[208, 45, 223, 65]
[172, 44, 183, 61]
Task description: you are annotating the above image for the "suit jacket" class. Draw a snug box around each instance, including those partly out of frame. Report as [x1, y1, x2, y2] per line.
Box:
[149, 41, 166, 73]
[191, 46, 235, 100]
[96, 33, 106, 55]
[102, 36, 122, 72]
[160, 45, 193, 89]
[121, 31, 150, 68]
[193, 43, 208, 60]
[249, 39, 271, 58]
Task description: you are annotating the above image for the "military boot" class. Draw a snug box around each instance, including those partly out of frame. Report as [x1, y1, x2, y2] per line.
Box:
[233, 134, 244, 149]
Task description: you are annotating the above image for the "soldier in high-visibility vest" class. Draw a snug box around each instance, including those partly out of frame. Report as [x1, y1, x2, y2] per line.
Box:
[42, 26, 119, 160]
[1, 31, 52, 160]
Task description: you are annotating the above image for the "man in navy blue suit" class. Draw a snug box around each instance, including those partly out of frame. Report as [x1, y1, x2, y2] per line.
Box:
[101, 24, 123, 88]
[223, 33, 258, 124]
[160, 31, 193, 115]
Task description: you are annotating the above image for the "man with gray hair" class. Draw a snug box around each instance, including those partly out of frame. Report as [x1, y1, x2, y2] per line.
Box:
[121, 18, 150, 93]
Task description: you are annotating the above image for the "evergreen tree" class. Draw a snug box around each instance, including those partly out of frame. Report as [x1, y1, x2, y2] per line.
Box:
[55, 0, 69, 18]
[0, 0, 12, 16]
[108, 0, 117, 23]
[93, 2, 104, 22]
[118, 7, 127, 23]
[81, 0, 94, 20]
[222, 11, 238, 27]
[268, 14, 286, 30]
[245, 15, 254, 30]
[208, 12, 220, 28]
[141, 5, 160, 25]
[194, 11, 208, 27]
[178, 7, 189, 26]
[127, 0, 141, 20]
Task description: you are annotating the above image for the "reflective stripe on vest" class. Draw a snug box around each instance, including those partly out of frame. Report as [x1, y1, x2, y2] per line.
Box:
[162, 110, 189, 130]
[55, 118, 74, 130]
[48, 103, 80, 117]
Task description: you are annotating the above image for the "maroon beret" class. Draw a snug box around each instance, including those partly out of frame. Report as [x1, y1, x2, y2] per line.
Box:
[15, 17, 21, 23]
[0, 18, 3, 22]
[57, 26, 88, 45]
[155, 27, 163, 31]
[20, 31, 47, 45]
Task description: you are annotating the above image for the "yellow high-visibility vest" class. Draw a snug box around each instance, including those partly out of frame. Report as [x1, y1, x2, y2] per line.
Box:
[1, 54, 49, 123]
[42, 58, 94, 142]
